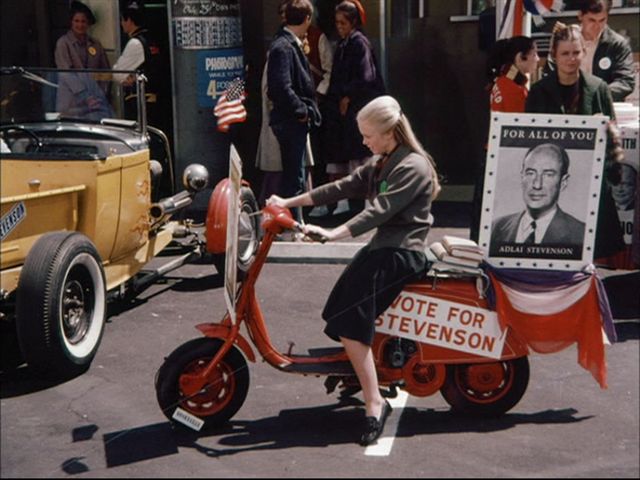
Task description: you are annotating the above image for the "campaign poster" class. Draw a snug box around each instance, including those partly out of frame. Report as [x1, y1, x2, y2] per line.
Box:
[479, 113, 608, 270]
[607, 124, 639, 250]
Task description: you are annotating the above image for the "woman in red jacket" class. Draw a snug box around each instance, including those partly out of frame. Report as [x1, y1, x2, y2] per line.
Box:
[471, 36, 539, 241]
[488, 36, 539, 112]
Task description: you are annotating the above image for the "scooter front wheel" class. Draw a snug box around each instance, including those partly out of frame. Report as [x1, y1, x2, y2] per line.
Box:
[155, 338, 250, 431]
[440, 356, 529, 417]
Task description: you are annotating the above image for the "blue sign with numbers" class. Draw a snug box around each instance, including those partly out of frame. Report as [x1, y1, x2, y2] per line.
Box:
[196, 48, 244, 108]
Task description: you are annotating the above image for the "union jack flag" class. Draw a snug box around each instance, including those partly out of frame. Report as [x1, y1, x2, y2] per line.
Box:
[213, 77, 247, 133]
[498, 0, 563, 39]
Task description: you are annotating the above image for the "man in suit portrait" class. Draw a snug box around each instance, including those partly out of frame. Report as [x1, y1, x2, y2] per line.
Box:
[490, 143, 585, 254]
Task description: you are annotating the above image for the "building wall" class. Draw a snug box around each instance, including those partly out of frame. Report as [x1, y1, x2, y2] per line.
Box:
[1, 1, 638, 188]
[386, 4, 490, 185]
[252, 1, 639, 187]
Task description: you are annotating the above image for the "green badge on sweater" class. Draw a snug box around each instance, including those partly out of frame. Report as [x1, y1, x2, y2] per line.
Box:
[379, 180, 388, 193]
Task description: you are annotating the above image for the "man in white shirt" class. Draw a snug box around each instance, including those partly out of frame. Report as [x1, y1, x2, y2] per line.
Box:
[576, 0, 635, 102]
[113, 1, 162, 123]
[543, 0, 635, 102]
[113, 4, 145, 86]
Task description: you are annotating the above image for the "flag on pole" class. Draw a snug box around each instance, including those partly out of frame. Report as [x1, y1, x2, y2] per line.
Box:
[213, 77, 247, 132]
[497, 0, 523, 39]
[498, 0, 563, 39]
[524, 0, 565, 27]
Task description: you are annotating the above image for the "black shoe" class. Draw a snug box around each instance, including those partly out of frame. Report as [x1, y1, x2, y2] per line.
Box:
[359, 399, 392, 446]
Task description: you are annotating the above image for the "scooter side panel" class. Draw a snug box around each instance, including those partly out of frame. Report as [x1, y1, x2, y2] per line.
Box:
[373, 277, 529, 368]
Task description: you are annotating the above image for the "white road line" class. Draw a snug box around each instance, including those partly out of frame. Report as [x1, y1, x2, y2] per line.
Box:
[364, 390, 409, 456]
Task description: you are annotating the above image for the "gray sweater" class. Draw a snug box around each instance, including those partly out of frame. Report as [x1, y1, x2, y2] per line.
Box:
[310, 145, 435, 252]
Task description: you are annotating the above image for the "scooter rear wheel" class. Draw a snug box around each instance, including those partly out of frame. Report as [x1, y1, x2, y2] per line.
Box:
[155, 338, 250, 430]
[440, 356, 529, 417]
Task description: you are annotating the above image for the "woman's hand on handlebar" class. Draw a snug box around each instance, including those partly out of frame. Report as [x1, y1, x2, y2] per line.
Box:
[301, 223, 331, 243]
[266, 192, 313, 209]
[266, 194, 287, 208]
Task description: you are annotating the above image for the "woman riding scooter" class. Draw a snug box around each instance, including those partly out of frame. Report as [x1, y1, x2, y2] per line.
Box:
[267, 95, 441, 446]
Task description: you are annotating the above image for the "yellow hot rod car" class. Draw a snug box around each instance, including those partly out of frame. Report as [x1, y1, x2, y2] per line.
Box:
[0, 67, 219, 376]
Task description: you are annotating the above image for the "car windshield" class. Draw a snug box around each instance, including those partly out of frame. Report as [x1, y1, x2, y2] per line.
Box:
[0, 66, 143, 125]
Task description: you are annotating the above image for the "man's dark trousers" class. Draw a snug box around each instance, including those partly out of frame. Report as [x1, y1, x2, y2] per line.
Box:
[273, 119, 308, 221]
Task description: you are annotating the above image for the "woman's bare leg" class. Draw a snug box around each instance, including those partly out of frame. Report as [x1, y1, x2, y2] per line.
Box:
[341, 336, 385, 419]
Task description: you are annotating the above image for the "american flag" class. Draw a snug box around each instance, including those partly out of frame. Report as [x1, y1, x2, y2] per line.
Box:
[213, 77, 247, 132]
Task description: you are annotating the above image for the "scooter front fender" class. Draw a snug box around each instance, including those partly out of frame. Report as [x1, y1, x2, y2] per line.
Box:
[195, 323, 256, 363]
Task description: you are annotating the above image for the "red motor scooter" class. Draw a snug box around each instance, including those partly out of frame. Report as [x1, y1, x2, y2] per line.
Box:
[154, 180, 533, 431]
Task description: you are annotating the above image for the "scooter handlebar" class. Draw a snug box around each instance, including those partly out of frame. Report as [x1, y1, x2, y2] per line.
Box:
[262, 204, 328, 243]
[293, 222, 329, 244]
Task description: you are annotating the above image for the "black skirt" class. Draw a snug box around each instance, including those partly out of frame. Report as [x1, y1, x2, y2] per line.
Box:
[322, 245, 427, 346]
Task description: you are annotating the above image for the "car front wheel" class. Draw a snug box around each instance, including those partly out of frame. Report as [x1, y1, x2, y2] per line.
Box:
[16, 232, 107, 376]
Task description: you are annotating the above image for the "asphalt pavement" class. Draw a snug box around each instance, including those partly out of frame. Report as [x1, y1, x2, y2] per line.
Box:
[1, 197, 638, 478]
[0, 259, 638, 478]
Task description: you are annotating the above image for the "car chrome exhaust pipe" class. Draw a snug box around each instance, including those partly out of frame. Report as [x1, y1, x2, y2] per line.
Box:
[149, 163, 209, 219]
[150, 190, 192, 219]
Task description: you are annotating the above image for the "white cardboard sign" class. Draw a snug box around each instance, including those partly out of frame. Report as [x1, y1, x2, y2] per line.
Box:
[375, 290, 507, 359]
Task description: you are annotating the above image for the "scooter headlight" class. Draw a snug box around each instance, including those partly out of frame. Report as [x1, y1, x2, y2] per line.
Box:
[182, 163, 209, 193]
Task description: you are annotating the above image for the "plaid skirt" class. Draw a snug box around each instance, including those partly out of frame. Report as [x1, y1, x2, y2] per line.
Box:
[322, 244, 427, 346]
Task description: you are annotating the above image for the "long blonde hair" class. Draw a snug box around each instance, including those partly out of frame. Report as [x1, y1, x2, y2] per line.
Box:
[357, 95, 441, 199]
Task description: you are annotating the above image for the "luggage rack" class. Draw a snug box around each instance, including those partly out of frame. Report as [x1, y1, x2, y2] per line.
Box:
[426, 261, 490, 299]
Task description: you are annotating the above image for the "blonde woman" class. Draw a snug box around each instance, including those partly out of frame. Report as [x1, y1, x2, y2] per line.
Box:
[267, 95, 439, 445]
[526, 22, 624, 262]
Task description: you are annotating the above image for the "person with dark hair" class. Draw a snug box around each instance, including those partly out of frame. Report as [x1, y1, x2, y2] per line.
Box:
[55, 1, 110, 71]
[545, 0, 635, 101]
[267, 95, 440, 446]
[267, 0, 321, 222]
[305, 8, 335, 218]
[54, 1, 112, 121]
[113, 1, 163, 124]
[113, 3, 146, 85]
[471, 36, 539, 242]
[487, 36, 539, 113]
[256, 1, 288, 207]
[608, 162, 637, 212]
[322, 0, 386, 216]
[113, 0, 166, 127]
[578, 0, 635, 101]
[526, 22, 625, 262]
[490, 143, 585, 254]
